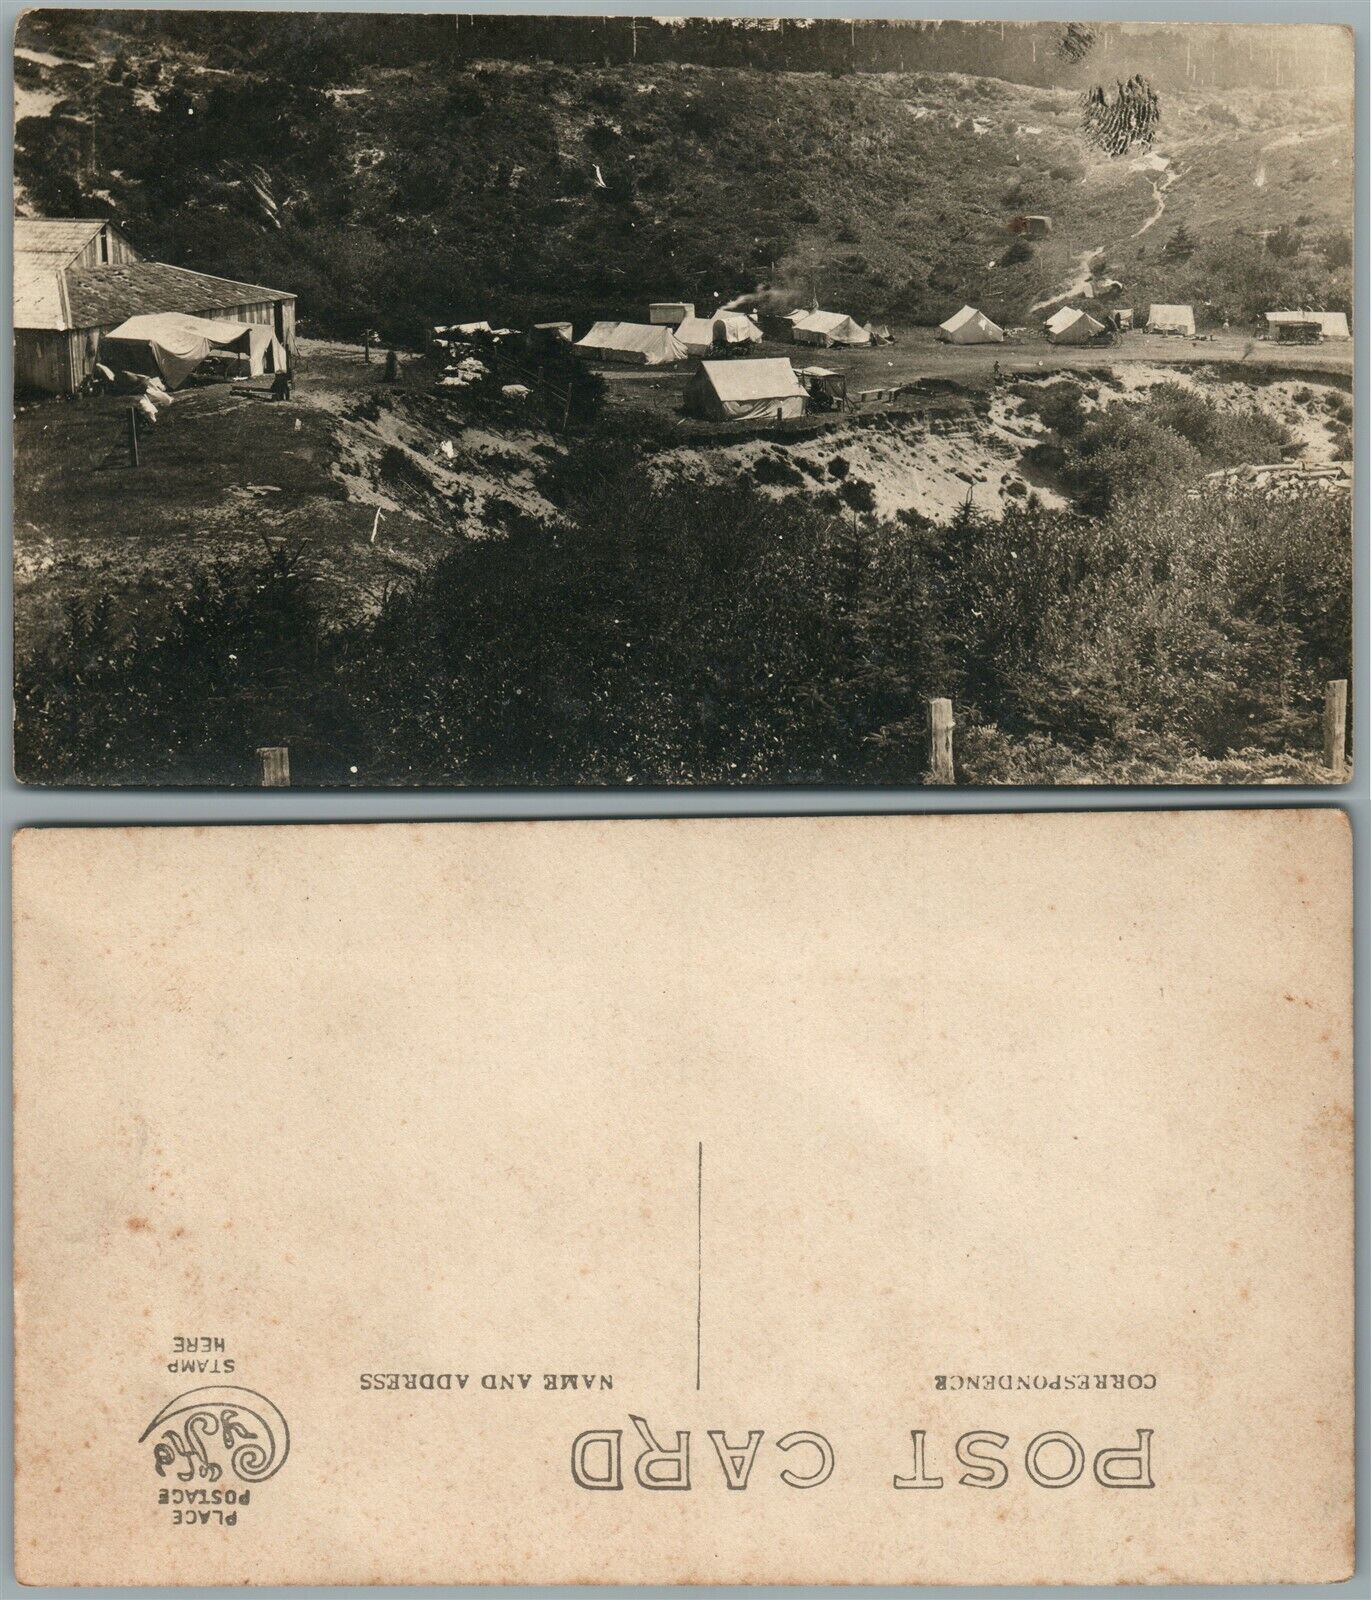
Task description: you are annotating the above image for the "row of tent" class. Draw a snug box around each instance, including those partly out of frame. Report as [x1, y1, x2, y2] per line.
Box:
[936, 302, 1192, 345]
[651, 300, 879, 347]
[935, 302, 1110, 344]
[573, 306, 878, 366]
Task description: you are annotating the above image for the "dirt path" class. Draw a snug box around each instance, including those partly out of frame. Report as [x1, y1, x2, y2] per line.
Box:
[1133, 166, 1178, 237]
[1028, 247, 1103, 315]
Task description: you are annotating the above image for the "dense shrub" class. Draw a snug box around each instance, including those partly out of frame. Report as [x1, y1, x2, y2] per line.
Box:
[16, 442, 1350, 785]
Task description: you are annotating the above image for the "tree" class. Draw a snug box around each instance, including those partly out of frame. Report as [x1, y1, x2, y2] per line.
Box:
[1163, 223, 1197, 261]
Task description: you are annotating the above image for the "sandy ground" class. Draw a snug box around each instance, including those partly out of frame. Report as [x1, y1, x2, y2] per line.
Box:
[301, 341, 556, 530]
[656, 392, 1070, 525]
[649, 357, 1346, 525]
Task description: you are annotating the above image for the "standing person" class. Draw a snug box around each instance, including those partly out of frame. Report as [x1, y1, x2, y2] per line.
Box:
[384, 348, 400, 385]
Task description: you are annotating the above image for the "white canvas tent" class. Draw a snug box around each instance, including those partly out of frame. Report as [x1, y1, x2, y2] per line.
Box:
[1044, 306, 1106, 345]
[790, 310, 871, 348]
[1147, 303, 1196, 336]
[675, 309, 764, 355]
[100, 312, 285, 388]
[1265, 310, 1350, 339]
[649, 301, 694, 325]
[684, 358, 808, 423]
[573, 320, 688, 366]
[938, 305, 1005, 344]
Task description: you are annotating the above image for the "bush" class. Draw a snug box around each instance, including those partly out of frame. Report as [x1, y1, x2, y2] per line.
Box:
[1142, 383, 1289, 467]
[1063, 406, 1202, 514]
[1026, 380, 1086, 440]
[750, 452, 804, 488]
[1265, 224, 1302, 259]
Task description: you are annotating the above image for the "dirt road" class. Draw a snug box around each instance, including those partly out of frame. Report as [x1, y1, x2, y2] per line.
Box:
[597, 327, 1353, 411]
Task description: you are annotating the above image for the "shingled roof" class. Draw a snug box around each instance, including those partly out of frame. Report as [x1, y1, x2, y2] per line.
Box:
[64, 261, 294, 330]
[14, 218, 110, 263]
[14, 256, 71, 331]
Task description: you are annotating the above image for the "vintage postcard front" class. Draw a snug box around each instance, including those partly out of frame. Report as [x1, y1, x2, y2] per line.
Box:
[12, 813, 1353, 1584]
[13, 15, 1353, 788]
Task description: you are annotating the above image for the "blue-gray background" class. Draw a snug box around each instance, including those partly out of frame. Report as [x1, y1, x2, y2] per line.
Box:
[3, 0, 1366, 1592]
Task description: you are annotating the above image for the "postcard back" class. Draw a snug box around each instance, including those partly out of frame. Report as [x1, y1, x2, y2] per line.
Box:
[12, 813, 1353, 1583]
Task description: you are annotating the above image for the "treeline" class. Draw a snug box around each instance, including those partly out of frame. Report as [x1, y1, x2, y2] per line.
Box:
[16, 47, 1061, 339]
[37, 13, 1349, 93]
[15, 387, 1351, 787]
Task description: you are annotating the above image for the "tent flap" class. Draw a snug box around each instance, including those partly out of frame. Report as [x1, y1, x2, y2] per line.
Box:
[101, 311, 281, 388]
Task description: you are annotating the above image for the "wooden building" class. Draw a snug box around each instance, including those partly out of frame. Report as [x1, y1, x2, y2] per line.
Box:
[15, 216, 296, 395]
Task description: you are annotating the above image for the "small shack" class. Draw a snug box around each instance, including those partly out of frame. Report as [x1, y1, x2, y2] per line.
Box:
[796, 366, 848, 409]
[1147, 303, 1196, 336]
[531, 320, 574, 342]
[1008, 214, 1053, 238]
[675, 309, 764, 355]
[684, 358, 808, 423]
[574, 320, 687, 366]
[790, 310, 872, 348]
[649, 301, 694, 325]
[1268, 318, 1323, 345]
[1265, 310, 1350, 341]
[1045, 306, 1106, 344]
[938, 305, 1005, 344]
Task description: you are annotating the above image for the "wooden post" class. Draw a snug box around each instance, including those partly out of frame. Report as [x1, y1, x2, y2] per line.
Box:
[1322, 680, 1348, 776]
[926, 697, 955, 784]
[127, 407, 140, 467]
[256, 746, 291, 787]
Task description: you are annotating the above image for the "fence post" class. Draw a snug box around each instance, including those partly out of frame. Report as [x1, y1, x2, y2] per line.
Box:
[1323, 680, 1348, 777]
[256, 746, 291, 787]
[127, 407, 140, 467]
[926, 697, 955, 784]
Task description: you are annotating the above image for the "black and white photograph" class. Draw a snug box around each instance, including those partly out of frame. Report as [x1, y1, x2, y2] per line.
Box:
[12, 12, 1355, 786]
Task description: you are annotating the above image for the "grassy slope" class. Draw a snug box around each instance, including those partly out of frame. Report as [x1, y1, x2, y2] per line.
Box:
[12, 345, 556, 657]
[15, 10, 1352, 336]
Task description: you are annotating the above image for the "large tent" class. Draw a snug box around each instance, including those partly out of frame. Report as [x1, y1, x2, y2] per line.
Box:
[1044, 306, 1106, 345]
[684, 358, 808, 423]
[938, 305, 1005, 344]
[574, 320, 687, 366]
[790, 310, 872, 348]
[1265, 310, 1350, 340]
[100, 312, 285, 388]
[675, 309, 764, 355]
[1146, 303, 1196, 336]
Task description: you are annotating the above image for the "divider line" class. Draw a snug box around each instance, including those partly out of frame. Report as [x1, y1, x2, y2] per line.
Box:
[695, 1141, 703, 1392]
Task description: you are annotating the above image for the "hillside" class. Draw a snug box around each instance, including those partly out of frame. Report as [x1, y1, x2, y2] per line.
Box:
[15, 12, 1353, 343]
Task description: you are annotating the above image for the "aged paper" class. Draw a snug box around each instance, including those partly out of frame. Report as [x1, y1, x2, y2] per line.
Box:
[12, 813, 1353, 1584]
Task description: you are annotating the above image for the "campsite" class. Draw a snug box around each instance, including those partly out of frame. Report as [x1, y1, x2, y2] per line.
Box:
[12, 13, 1355, 787]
